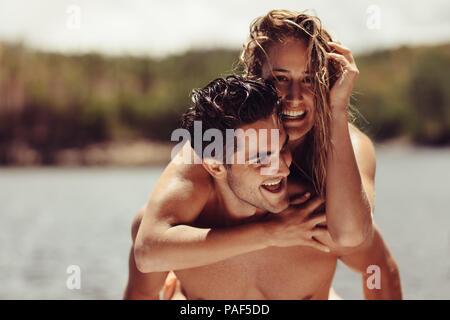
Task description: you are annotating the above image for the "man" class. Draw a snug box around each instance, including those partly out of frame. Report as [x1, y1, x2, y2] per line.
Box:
[125, 76, 402, 299]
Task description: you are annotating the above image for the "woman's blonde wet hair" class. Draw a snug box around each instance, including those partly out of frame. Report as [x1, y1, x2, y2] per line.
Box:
[240, 9, 345, 197]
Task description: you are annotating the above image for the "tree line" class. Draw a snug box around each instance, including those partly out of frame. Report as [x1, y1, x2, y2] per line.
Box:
[0, 42, 448, 164]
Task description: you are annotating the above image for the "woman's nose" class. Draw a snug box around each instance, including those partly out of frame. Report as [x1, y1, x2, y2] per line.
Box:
[286, 82, 304, 102]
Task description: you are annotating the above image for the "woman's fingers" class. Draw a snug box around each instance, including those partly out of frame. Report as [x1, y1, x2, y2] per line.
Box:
[328, 41, 350, 53]
[308, 213, 327, 227]
[328, 41, 354, 63]
[290, 192, 311, 205]
[312, 228, 331, 239]
[308, 238, 330, 253]
[326, 52, 349, 68]
[302, 196, 325, 213]
[326, 52, 359, 86]
[326, 41, 359, 110]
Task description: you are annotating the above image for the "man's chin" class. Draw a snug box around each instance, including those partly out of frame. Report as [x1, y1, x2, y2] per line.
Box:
[267, 200, 289, 213]
[259, 180, 289, 213]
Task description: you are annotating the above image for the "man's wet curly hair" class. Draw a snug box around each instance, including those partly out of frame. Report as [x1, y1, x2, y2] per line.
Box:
[181, 75, 279, 156]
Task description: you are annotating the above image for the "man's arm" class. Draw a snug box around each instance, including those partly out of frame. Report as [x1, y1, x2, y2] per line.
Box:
[337, 224, 403, 300]
[124, 206, 169, 299]
[134, 148, 330, 273]
[134, 160, 272, 273]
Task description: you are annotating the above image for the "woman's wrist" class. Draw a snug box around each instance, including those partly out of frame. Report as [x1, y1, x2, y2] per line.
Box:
[330, 107, 349, 127]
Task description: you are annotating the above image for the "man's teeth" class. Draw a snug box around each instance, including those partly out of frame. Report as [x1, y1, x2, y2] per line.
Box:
[282, 110, 305, 117]
[262, 179, 282, 186]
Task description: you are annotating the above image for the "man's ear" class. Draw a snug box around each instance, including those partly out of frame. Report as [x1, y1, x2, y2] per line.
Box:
[202, 158, 227, 179]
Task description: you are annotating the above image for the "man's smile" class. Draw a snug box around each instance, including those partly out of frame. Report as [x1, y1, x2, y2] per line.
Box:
[261, 177, 284, 193]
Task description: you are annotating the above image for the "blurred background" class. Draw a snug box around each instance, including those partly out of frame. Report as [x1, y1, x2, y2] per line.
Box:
[0, 0, 449, 299]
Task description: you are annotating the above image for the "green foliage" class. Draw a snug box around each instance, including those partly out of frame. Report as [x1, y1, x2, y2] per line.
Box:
[0, 44, 239, 163]
[407, 49, 450, 145]
[353, 44, 450, 144]
[0, 42, 449, 164]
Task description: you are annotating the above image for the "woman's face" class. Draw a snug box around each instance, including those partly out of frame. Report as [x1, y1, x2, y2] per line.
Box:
[261, 38, 316, 144]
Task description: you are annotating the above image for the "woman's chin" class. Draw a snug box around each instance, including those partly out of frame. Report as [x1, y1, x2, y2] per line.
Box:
[285, 126, 310, 144]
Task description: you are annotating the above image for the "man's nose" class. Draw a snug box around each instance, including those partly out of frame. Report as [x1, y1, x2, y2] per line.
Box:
[277, 152, 291, 177]
[284, 149, 293, 169]
[260, 152, 290, 177]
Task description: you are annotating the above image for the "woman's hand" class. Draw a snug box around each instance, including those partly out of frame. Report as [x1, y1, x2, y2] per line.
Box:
[326, 41, 359, 112]
[264, 196, 330, 253]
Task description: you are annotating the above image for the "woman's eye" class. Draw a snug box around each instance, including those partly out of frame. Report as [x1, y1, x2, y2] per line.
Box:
[275, 75, 288, 82]
[303, 77, 313, 84]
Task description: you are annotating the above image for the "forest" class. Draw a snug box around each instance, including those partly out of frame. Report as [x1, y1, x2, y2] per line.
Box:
[0, 42, 449, 165]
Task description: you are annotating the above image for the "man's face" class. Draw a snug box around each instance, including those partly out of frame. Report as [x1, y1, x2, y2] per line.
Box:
[225, 114, 292, 213]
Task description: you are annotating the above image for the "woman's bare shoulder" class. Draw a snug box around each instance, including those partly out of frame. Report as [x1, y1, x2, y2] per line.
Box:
[348, 123, 373, 147]
[348, 123, 376, 176]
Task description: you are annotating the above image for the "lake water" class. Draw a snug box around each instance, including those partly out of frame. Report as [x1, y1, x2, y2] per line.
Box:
[0, 145, 449, 299]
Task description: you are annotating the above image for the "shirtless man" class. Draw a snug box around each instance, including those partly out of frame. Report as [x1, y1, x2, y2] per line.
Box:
[125, 76, 401, 299]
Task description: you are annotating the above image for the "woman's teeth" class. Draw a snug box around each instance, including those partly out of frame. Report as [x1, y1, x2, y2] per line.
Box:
[282, 110, 305, 117]
[281, 110, 306, 120]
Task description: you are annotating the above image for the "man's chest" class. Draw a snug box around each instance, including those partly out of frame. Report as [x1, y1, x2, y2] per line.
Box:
[175, 246, 338, 299]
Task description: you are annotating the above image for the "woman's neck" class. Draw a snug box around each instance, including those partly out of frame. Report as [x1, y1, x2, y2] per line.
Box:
[289, 136, 307, 154]
[289, 135, 315, 184]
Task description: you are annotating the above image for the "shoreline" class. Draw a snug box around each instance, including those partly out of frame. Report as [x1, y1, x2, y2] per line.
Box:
[2, 139, 175, 167]
[2, 136, 450, 167]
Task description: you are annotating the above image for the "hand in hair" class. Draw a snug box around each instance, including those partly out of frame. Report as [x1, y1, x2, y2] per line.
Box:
[326, 41, 360, 112]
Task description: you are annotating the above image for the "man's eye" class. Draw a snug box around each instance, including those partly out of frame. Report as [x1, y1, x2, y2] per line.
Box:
[247, 158, 261, 165]
[249, 157, 267, 166]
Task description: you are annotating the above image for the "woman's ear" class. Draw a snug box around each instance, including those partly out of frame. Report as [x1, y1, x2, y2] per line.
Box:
[202, 158, 227, 179]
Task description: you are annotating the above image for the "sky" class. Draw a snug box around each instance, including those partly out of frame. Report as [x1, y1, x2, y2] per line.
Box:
[0, 0, 449, 57]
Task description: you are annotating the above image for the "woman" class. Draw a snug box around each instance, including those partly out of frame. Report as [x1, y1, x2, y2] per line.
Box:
[126, 9, 401, 300]
[240, 9, 375, 246]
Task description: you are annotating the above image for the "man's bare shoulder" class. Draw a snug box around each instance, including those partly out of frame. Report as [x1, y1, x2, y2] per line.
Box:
[147, 145, 213, 224]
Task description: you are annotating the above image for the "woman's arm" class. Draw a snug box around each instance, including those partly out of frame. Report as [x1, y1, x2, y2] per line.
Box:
[325, 42, 374, 247]
[338, 224, 402, 300]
